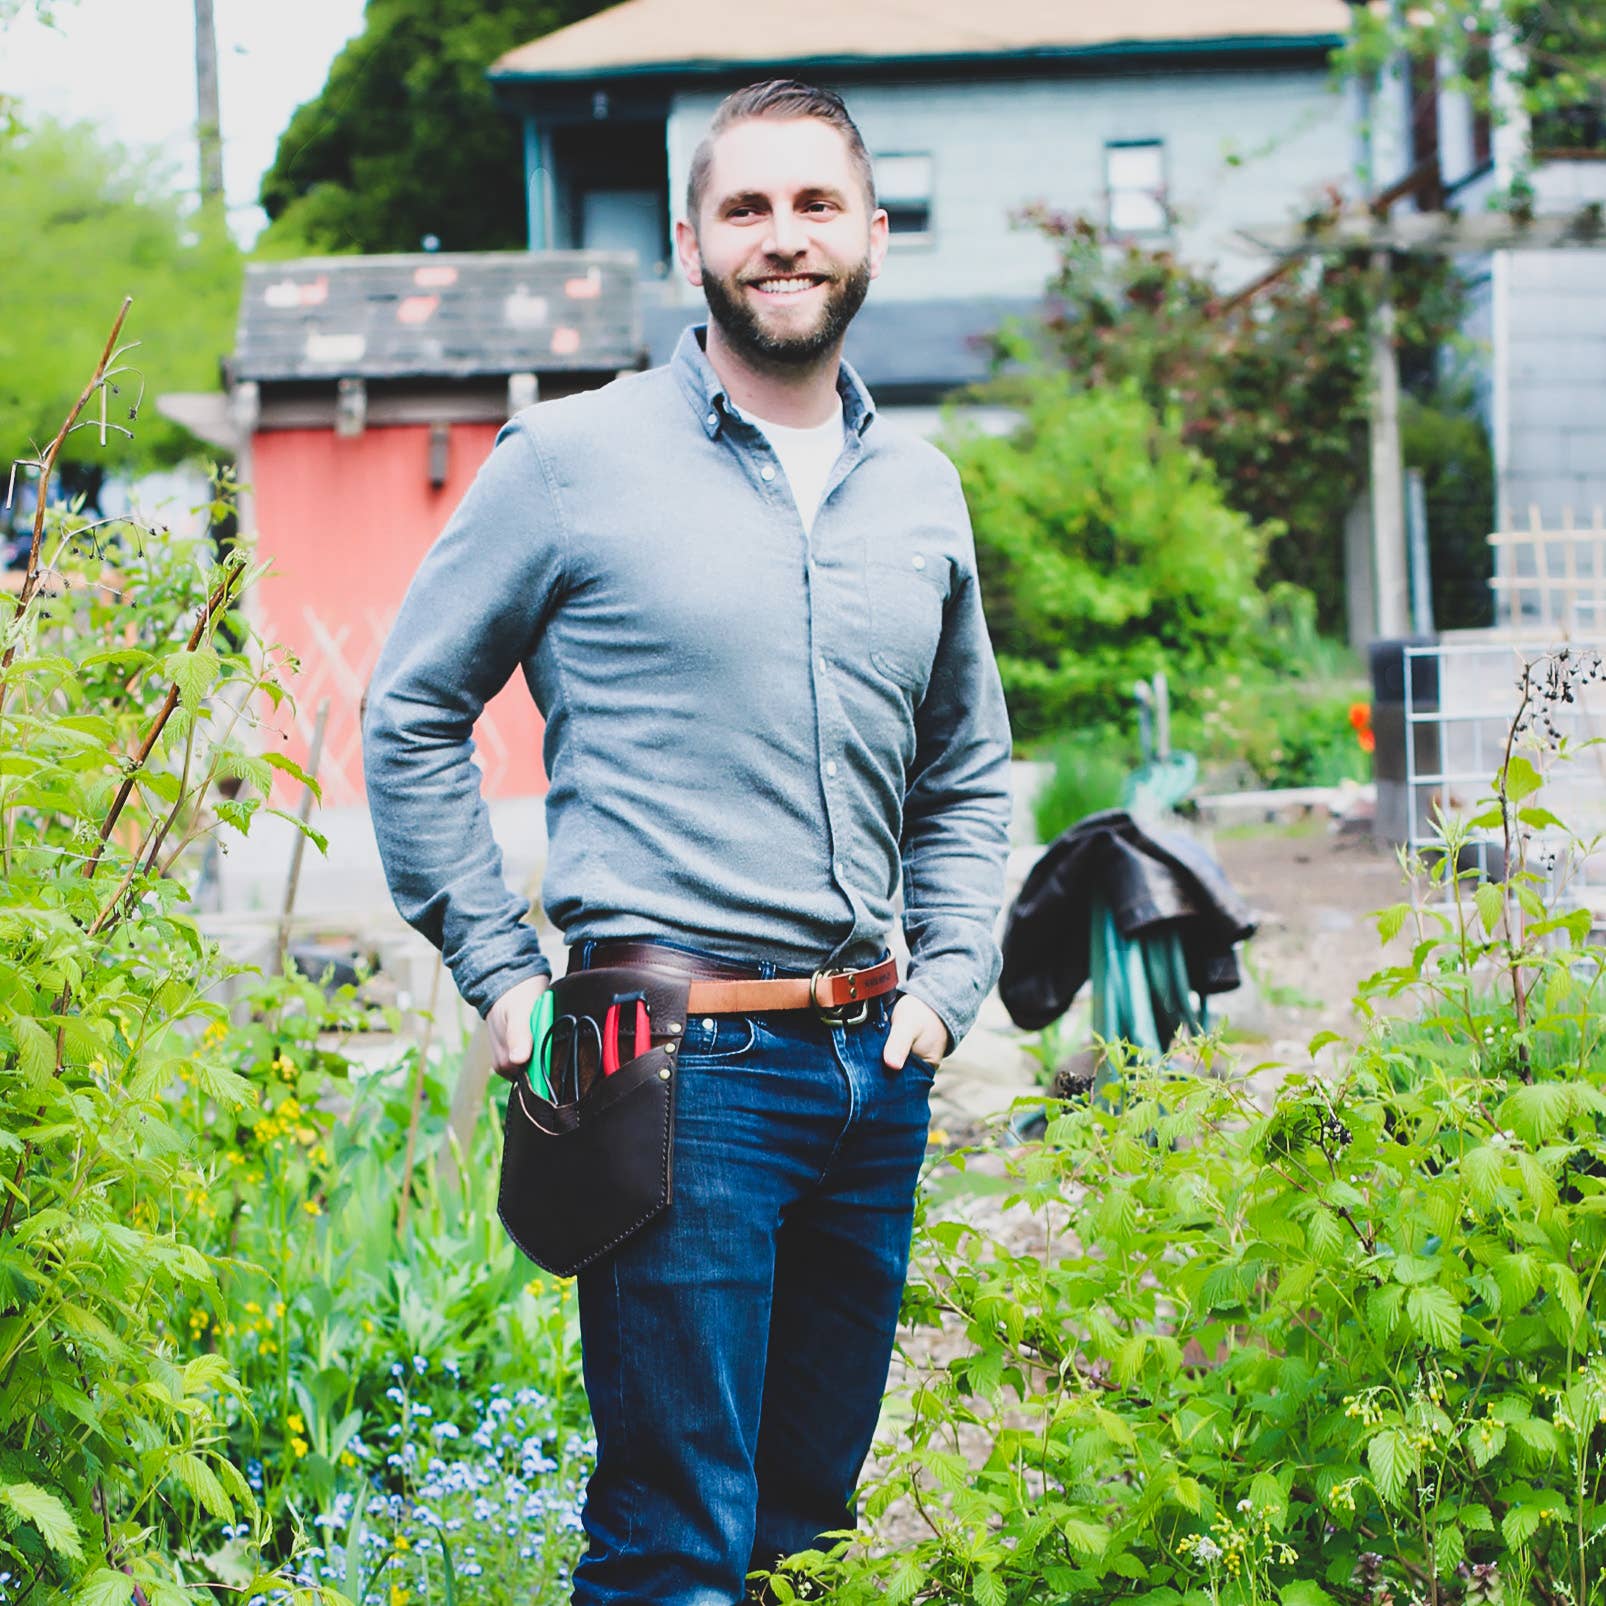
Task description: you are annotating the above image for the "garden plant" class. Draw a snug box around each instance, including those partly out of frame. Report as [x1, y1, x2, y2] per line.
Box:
[0, 309, 592, 1603]
[771, 647, 1606, 1604]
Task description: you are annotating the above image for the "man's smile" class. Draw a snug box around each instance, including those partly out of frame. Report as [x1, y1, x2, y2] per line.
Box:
[745, 274, 828, 298]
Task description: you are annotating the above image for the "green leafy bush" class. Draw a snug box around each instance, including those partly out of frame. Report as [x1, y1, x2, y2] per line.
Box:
[947, 381, 1278, 746]
[0, 311, 590, 1599]
[1031, 726, 1139, 841]
[1185, 675, 1372, 791]
[776, 650, 1606, 1604]
[0, 428, 323, 1590]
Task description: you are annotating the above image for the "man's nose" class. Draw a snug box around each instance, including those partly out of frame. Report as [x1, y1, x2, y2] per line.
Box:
[763, 209, 805, 258]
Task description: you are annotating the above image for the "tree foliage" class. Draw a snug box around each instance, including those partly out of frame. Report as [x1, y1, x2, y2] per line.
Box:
[944, 379, 1283, 745]
[0, 118, 240, 479]
[258, 0, 614, 255]
[1341, 0, 1606, 154]
[985, 212, 1466, 635]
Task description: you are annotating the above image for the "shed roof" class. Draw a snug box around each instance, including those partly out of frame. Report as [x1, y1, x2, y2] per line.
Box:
[233, 252, 641, 383]
[492, 0, 1350, 80]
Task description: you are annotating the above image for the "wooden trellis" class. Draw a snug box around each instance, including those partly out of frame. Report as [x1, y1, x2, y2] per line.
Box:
[1488, 506, 1606, 631]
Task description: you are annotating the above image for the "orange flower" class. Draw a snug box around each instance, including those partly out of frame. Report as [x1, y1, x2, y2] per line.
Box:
[1348, 701, 1375, 753]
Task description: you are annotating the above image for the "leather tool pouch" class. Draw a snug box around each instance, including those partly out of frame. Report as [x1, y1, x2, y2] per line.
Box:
[497, 965, 690, 1278]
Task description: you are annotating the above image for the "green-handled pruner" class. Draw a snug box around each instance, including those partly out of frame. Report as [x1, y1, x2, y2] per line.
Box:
[527, 987, 555, 1101]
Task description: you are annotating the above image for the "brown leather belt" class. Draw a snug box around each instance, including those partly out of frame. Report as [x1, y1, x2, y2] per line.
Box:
[583, 941, 899, 1023]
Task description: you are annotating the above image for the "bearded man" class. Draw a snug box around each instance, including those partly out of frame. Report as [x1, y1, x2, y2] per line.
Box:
[362, 79, 1012, 1606]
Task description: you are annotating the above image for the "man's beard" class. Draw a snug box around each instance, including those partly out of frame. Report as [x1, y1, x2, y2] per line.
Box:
[700, 257, 871, 369]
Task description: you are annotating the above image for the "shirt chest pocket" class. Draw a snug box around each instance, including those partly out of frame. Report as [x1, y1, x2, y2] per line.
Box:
[868, 555, 949, 695]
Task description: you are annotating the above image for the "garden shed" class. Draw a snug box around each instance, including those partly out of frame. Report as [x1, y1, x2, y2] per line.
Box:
[206, 251, 640, 808]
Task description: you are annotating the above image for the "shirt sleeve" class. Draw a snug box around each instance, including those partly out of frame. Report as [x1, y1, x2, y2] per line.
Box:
[360, 416, 564, 1018]
[898, 470, 1014, 1051]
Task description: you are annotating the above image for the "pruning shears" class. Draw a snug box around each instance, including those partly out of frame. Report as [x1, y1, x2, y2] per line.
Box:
[546, 1012, 603, 1105]
[602, 991, 651, 1077]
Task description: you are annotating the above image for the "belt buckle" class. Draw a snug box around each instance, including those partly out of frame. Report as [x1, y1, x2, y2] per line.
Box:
[810, 966, 869, 1027]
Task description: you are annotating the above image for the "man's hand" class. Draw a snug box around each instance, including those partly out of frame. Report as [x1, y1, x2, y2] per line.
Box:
[882, 992, 949, 1071]
[487, 974, 550, 1080]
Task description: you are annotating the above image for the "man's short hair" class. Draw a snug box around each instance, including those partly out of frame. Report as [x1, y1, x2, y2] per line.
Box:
[685, 79, 877, 225]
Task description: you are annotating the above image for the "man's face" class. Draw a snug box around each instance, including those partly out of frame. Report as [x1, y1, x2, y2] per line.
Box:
[676, 117, 889, 367]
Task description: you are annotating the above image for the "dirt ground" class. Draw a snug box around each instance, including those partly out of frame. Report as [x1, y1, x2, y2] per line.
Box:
[1208, 816, 1408, 1067]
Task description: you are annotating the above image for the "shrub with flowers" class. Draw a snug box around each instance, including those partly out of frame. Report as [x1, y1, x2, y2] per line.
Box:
[296, 1376, 593, 1605]
[158, 964, 592, 1580]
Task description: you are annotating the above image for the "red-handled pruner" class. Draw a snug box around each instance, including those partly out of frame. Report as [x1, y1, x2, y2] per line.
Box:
[602, 991, 651, 1076]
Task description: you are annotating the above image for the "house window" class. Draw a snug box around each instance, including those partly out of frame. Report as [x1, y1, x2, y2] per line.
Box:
[1105, 141, 1168, 236]
[875, 153, 933, 239]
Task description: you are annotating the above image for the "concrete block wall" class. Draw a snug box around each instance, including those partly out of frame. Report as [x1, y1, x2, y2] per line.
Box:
[665, 66, 1353, 299]
[1504, 248, 1606, 520]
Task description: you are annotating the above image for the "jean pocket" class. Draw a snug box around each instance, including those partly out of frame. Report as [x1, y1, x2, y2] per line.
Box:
[905, 1052, 938, 1083]
[675, 1012, 756, 1060]
[869, 558, 947, 694]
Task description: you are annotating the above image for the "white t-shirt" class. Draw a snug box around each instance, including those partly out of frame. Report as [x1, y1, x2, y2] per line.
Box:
[746, 400, 846, 535]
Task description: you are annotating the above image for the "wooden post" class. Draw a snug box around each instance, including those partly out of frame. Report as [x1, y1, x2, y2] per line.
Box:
[1368, 253, 1411, 638]
[1345, 496, 1376, 652]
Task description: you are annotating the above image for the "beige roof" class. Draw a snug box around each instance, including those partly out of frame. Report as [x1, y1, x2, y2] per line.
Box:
[493, 0, 1352, 78]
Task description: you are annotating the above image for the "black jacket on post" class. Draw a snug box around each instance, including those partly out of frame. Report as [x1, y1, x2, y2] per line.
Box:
[999, 810, 1258, 1032]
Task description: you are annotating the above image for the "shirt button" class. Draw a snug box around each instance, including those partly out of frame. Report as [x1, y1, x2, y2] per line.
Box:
[826, 761, 838, 778]
[817, 656, 827, 673]
[705, 413, 717, 428]
[912, 553, 926, 570]
[760, 465, 776, 482]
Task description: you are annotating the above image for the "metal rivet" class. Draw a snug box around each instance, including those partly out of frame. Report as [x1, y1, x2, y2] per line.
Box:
[668, 1022, 682, 1034]
[701, 1017, 715, 1030]
[658, 1067, 671, 1081]
[665, 1041, 677, 1053]
[706, 412, 717, 427]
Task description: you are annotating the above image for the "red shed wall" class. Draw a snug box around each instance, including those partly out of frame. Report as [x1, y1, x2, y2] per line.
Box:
[252, 423, 547, 808]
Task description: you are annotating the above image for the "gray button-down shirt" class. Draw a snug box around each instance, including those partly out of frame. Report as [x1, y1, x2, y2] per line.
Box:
[362, 326, 1012, 1046]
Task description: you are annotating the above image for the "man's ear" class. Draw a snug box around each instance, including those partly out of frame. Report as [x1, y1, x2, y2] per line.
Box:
[674, 218, 704, 288]
[867, 207, 890, 283]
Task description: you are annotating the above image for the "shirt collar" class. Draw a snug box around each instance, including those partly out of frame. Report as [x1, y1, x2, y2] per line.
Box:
[671, 323, 876, 442]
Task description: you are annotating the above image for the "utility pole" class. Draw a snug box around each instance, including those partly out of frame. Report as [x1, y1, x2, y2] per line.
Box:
[1368, 252, 1411, 638]
[194, 0, 224, 210]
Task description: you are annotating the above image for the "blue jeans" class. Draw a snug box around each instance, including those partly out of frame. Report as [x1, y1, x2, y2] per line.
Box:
[569, 942, 934, 1605]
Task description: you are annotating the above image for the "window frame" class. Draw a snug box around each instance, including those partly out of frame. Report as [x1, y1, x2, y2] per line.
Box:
[873, 151, 936, 246]
[1104, 138, 1170, 239]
